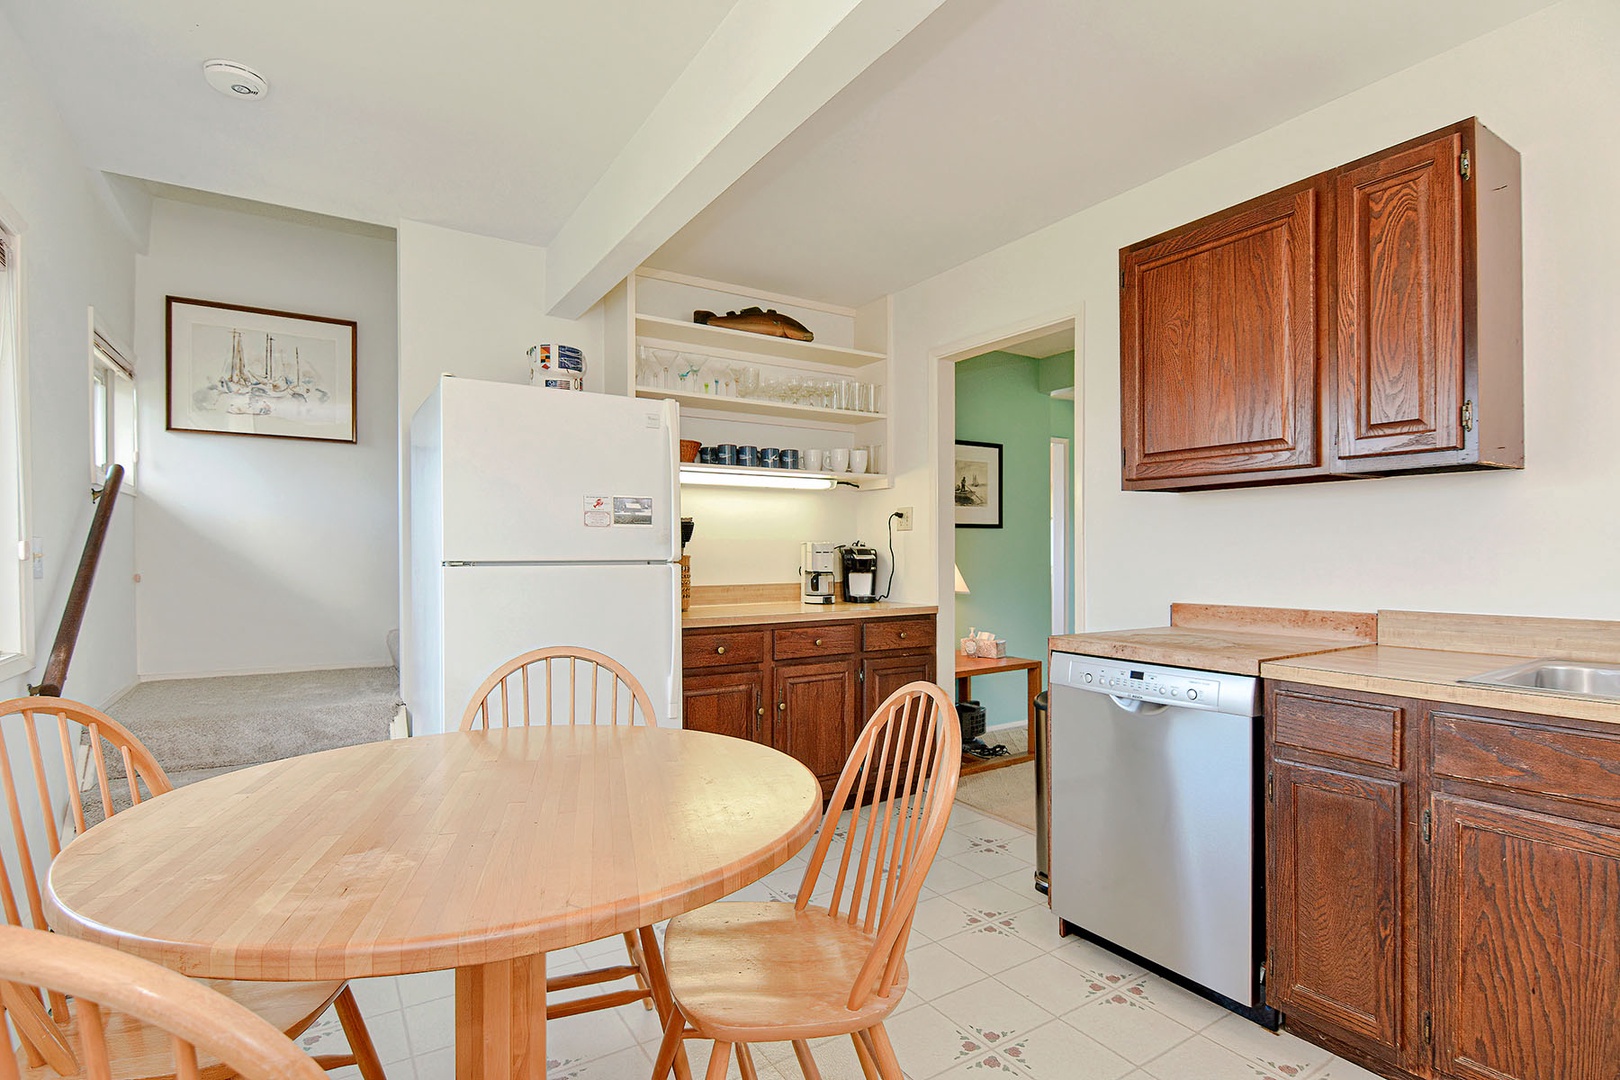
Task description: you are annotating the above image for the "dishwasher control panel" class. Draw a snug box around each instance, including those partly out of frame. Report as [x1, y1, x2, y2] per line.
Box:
[1052, 653, 1259, 716]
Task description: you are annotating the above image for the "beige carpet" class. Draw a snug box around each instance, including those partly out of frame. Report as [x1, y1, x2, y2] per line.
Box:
[955, 724, 1036, 831]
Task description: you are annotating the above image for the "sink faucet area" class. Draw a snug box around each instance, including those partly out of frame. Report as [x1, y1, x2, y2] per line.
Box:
[1460, 658, 1620, 701]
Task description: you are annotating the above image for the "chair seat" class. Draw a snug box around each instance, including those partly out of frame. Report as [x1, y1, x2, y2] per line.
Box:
[16, 978, 347, 1080]
[663, 902, 908, 1042]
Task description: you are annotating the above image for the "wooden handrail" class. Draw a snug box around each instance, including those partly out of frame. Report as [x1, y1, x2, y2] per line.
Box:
[32, 464, 123, 697]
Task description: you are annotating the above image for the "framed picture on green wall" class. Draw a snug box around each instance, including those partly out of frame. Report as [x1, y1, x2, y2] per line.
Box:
[954, 440, 1002, 528]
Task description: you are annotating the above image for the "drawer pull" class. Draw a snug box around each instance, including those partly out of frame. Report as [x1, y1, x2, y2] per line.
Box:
[757, 706, 764, 716]
[716, 645, 726, 655]
[778, 702, 786, 711]
[899, 631, 907, 639]
[815, 638, 823, 646]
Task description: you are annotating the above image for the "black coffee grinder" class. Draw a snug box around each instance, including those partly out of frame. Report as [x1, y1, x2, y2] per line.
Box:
[837, 542, 880, 603]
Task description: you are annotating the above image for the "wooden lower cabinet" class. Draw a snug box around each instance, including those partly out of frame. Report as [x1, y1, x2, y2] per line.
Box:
[1431, 795, 1620, 1080]
[773, 660, 857, 789]
[682, 614, 936, 798]
[681, 669, 764, 743]
[1270, 761, 1405, 1053]
[1269, 682, 1620, 1080]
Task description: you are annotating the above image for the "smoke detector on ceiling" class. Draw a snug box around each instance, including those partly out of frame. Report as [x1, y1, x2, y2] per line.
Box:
[202, 60, 267, 99]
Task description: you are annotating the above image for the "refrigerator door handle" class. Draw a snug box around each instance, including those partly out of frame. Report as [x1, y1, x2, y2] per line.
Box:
[667, 561, 683, 725]
[662, 399, 680, 556]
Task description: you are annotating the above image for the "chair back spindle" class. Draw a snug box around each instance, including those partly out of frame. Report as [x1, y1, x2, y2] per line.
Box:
[0, 926, 328, 1080]
[795, 682, 961, 1009]
[460, 647, 655, 730]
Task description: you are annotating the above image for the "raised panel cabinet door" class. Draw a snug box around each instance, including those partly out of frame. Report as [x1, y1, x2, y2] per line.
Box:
[860, 653, 936, 724]
[1270, 761, 1404, 1053]
[1121, 184, 1321, 487]
[773, 660, 858, 790]
[1432, 795, 1620, 1080]
[1335, 131, 1464, 460]
[682, 669, 764, 743]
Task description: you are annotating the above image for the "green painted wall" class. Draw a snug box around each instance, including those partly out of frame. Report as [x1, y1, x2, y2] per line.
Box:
[954, 351, 1075, 734]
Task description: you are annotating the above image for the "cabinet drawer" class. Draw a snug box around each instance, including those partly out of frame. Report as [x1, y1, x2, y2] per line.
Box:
[863, 617, 934, 653]
[1432, 710, 1620, 812]
[683, 629, 765, 670]
[1273, 687, 1403, 768]
[774, 624, 858, 660]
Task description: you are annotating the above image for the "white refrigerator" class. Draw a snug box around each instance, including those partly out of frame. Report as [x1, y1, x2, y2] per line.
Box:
[407, 376, 682, 734]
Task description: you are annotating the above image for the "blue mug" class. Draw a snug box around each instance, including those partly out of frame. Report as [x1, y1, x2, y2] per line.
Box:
[760, 447, 781, 468]
[780, 449, 800, 470]
[715, 443, 737, 465]
[697, 446, 714, 464]
[736, 445, 759, 467]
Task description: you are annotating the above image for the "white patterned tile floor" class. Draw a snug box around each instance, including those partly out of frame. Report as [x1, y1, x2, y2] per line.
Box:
[303, 803, 1378, 1080]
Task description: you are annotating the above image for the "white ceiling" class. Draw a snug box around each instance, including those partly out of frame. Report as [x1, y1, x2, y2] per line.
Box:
[1, 0, 1559, 308]
[0, 0, 741, 244]
[651, 0, 1558, 306]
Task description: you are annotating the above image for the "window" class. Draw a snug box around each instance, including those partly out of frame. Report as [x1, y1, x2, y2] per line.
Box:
[0, 221, 30, 677]
[88, 317, 136, 491]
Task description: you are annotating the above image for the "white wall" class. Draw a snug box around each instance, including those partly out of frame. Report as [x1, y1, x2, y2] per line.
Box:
[132, 198, 398, 677]
[395, 222, 606, 697]
[892, 0, 1620, 639]
[0, 12, 138, 706]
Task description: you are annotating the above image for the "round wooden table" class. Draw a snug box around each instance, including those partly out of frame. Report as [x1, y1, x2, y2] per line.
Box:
[46, 727, 821, 1080]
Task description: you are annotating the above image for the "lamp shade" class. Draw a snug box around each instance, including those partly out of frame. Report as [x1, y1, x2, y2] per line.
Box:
[954, 564, 970, 594]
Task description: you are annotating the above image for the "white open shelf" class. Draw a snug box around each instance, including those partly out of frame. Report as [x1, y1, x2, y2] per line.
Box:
[635, 314, 884, 370]
[636, 386, 886, 426]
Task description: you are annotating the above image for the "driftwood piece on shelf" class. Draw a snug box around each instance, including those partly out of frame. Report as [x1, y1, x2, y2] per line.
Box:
[692, 307, 814, 341]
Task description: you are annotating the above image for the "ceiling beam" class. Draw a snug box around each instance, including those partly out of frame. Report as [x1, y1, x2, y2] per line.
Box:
[544, 0, 948, 319]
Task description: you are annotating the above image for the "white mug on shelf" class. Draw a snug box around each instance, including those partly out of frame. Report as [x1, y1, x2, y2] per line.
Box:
[829, 448, 851, 473]
[806, 448, 826, 472]
[850, 448, 869, 474]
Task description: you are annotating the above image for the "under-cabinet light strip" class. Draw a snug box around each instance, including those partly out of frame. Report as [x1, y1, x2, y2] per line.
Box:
[678, 466, 838, 491]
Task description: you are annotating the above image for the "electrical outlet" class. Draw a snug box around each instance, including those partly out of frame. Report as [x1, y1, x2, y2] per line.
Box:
[894, 507, 913, 531]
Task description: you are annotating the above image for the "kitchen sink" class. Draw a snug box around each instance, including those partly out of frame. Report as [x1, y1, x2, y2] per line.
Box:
[1460, 659, 1620, 701]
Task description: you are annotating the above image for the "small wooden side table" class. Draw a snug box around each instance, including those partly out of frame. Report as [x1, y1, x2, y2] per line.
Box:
[954, 652, 1042, 776]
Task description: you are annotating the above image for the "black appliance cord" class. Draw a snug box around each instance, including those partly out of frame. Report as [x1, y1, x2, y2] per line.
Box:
[879, 511, 899, 600]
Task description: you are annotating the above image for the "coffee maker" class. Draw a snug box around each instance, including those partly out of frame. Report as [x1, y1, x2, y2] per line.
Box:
[838, 542, 880, 603]
[800, 542, 838, 604]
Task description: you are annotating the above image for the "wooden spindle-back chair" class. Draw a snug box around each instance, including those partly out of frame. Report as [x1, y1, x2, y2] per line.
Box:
[458, 648, 688, 1079]
[0, 697, 385, 1080]
[459, 645, 656, 730]
[0, 925, 329, 1080]
[650, 681, 962, 1080]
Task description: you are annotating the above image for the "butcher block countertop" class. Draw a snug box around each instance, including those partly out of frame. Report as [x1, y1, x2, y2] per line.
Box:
[683, 583, 936, 629]
[1049, 603, 1378, 676]
[1262, 610, 1620, 727]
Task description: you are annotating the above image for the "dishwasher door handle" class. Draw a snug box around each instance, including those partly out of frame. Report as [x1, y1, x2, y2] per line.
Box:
[1109, 694, 1171, 714]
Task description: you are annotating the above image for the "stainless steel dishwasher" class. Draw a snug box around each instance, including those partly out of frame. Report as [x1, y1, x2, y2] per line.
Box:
[1048, 651, 1276, 1026]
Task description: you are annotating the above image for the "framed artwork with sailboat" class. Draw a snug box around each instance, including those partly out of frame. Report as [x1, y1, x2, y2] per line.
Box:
[166, 296, 358, 443]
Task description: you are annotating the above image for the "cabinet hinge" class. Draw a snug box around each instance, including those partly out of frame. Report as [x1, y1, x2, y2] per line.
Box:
[1423, 1011, 1433, 1044]
[1421, 808, 1432, 844]
[858, 667, 865, 682]
[1266, 772, 1274, 804]
[1461, 399, 1475, 433]
[1460, 150, 1471, 181]
[1119, 268, 1126, 289]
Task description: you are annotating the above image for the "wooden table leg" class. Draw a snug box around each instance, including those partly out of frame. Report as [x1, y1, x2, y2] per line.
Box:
[1026, 664, 1040, 756]
[955, 673, 971, 704]
[456, 955, 546, 1080]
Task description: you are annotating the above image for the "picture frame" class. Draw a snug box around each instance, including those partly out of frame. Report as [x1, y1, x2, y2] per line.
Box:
[954, 440, 1002, 528]
[166, 296, 357, 443]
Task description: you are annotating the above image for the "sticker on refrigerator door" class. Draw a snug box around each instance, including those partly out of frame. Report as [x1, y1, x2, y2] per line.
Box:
[583, 496, 612, 528]
[613, 497, 654, 526]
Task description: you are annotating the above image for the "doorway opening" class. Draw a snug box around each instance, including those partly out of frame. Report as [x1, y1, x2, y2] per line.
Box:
[937, 315, 1079, 752]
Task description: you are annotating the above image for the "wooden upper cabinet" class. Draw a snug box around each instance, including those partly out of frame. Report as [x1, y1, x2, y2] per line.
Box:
[1119, 117, 1522, 491]
[1334, 132, 1464, 460]
[1121, 184, 1323, 489]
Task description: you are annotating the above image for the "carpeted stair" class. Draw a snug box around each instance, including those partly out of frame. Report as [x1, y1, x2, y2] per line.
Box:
[82, 666, 400, 824]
